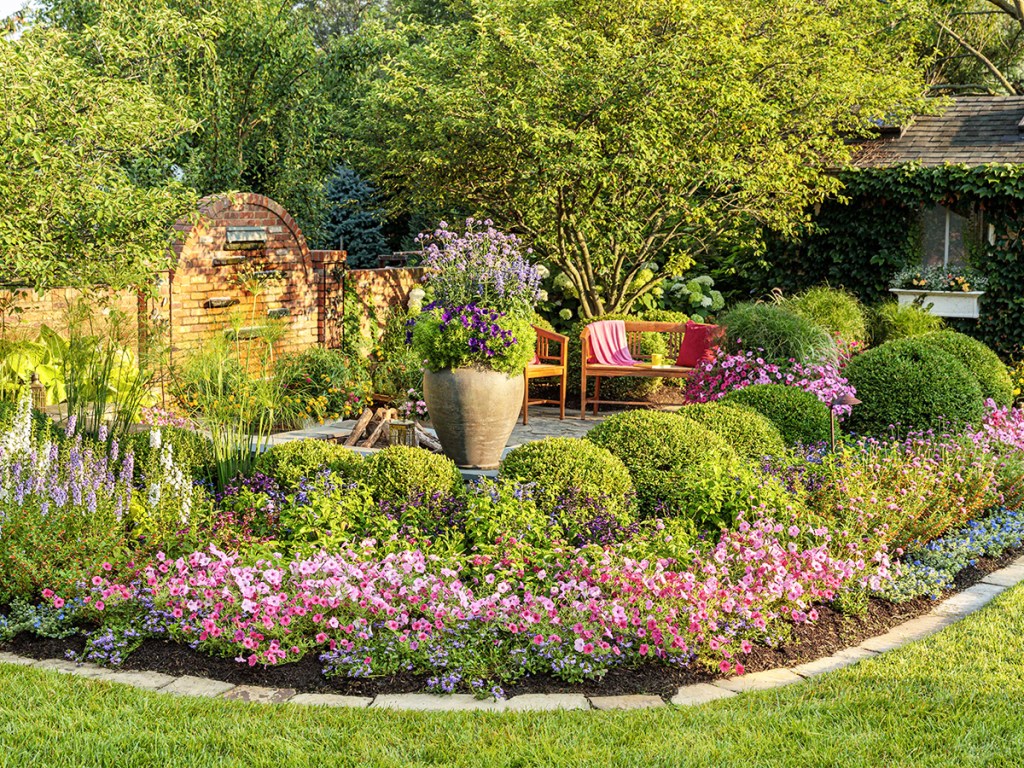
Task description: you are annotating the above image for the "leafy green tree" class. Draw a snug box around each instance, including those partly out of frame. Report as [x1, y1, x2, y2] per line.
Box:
[44, 0, 342, 237]
[349, 0, 929, 317]
[926, 1, 1024, 93]
[0, 25, 196, 290]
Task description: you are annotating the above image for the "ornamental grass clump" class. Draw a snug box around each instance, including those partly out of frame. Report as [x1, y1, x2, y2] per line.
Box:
[719, 302, 838, 365]
[781, 286, 868, 353]
[868, 301, 945, 345]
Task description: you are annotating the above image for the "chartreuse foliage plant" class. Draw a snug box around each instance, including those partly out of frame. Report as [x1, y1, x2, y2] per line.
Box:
[869, 301, 945, 346]
[350, 0, 928, 317]
[844, 338, 986, 437]
[677, 401, 787, 460]
[917, 331, 1014, 408]
[722, 384, 832, 446]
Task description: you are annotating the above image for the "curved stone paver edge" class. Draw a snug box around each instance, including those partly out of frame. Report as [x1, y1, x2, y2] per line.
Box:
[2, 556, 1022, 713]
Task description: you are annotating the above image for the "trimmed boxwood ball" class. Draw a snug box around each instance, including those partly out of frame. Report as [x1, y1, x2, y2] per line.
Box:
[721, 384, 831, 446]
[677, 401, 787, 460]
[917, 331, 1014, 408]
[499, 437, 635, 523]
[585, 410, 747, 525]
[843, 338, 985, 437]
[254, 439, 363, 490]
[361, 445, 464, 503]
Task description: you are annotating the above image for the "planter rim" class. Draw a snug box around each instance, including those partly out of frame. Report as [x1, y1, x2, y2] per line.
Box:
[889, 288, 985, 297]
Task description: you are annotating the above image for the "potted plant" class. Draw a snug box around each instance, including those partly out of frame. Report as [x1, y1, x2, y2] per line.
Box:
[410, 219, 540, 468]
[889, 265, 988, 319]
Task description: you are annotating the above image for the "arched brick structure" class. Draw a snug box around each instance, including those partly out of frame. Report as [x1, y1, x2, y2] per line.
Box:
[161, 193, 321, 362]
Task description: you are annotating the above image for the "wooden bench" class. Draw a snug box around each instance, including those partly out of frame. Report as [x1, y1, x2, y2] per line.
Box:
[523, 326, 568, 424]
[580, 321, 696, 419]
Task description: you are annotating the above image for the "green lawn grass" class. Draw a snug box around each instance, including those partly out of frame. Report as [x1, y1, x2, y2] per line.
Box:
[2, 586, 1024, 768]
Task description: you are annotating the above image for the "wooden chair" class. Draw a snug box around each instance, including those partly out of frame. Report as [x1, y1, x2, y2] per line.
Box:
[523, 326, 568, 424]
[580, 321, 696, 419]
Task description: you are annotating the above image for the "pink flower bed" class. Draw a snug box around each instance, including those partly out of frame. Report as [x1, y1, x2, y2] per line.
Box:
[686, 348, 857, 417]
[55, 515, 887, 687]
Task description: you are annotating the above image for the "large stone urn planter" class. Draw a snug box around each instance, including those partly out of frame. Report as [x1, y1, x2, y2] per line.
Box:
[422, 367, 524, 469]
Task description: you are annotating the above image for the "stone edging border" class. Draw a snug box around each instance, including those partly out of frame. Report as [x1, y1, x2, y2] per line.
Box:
[2, 556, 1022, 713]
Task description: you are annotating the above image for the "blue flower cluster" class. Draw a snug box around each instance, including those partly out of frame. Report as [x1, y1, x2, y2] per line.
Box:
[880, 507, 1024, 602]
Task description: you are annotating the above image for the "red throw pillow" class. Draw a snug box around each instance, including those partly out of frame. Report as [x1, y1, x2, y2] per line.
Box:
[675, 322, 721, 368]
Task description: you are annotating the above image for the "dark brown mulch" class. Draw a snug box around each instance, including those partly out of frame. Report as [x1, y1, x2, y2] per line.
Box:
[2, 549, 1018, 700]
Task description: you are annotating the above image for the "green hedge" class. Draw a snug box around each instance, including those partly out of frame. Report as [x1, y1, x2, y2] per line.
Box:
[721, 385, 832, 446]
[585, 410, 747, 527]
[843, 338, 985, 436]
[254, 439, 364, 490]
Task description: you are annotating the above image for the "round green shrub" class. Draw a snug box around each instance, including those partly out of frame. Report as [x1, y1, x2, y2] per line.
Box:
[917, 331, 1014, 407]
[782, 286, 868, 347]
[844, 338, 985, 436]
[868, 301, 944, 346]
[361, 445, 464, 503]
[677, 401, 787, 460]
[721, 385, 832, 446]
[585, 410, 749, 527]
[499, 437, 635, 522]
[254, 439, 364, 490]
[720, 302, 838, 364]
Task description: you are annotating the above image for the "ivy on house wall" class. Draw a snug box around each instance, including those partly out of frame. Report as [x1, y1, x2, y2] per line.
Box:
[756, 163, 1024, 358]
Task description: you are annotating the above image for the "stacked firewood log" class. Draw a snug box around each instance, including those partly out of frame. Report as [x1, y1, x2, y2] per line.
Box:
[343, 408, 441, 452]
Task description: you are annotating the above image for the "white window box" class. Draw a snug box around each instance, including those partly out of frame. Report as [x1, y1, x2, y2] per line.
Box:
[889, 288, 984, 319]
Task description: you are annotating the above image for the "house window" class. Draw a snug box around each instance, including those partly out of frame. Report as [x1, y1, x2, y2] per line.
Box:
[921, 204, 979, 269]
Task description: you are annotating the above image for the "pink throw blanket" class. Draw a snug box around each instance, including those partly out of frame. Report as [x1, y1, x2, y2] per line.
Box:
[588, 320, 636, 366]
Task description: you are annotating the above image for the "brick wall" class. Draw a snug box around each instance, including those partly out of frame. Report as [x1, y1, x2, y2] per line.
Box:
[1, 195, 430, 368]
[319, 266, 427, 348]
[164, 193, 319, 366]
[0, 286, 141, 340]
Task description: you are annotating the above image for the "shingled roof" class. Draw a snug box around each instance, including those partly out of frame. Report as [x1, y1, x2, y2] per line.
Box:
[853, 96, 1024, 168]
